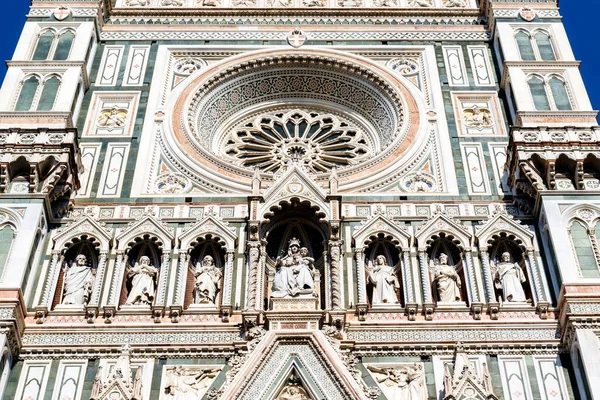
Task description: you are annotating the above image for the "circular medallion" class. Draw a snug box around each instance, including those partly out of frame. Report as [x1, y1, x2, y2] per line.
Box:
[287, 28, 307, 48]
[53, 6, 71, 21]
[519, 7, 536, 22]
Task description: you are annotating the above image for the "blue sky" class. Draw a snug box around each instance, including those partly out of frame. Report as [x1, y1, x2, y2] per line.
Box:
[0, 1, 598, 110]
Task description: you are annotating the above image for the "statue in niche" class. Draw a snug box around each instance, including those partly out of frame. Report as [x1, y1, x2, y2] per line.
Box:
[271, 238, 317, 298]
[61, 254, 95, 306]
[429, 253, 462, 303]
[367, 364, 427, 400]
[163, 366, 221, 400]
[193, 255, 222, 305]
[367, 255, 400, 305]
[491, 251, 528, 303]
[464, 105, 493, 130]
[97, 106, 127, 131]
[125, 255, 158, 306]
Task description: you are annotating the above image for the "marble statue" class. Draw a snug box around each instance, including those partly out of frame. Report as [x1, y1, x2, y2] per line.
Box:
[367, 364, 427, 400]
[164, 366, 221, 400]
[491, 251, 528, 302]
[61, 254, 95, 306]
[193, 255, 222, 305]
[277, 384, 310, 400]
[125, 255, 158, 306]
[271, 238, 316, 298]
[429, 253, 462, 303]
[367, 255, 400, 305]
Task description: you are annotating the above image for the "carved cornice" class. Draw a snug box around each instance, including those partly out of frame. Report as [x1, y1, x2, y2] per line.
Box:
[0, 289, 27, 358]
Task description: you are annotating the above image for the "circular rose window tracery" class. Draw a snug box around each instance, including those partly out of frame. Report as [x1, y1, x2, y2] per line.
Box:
[223, 109, 372, 174]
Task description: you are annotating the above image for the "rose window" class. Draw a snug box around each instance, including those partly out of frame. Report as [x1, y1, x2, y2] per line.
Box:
[222, 109, 372, 174]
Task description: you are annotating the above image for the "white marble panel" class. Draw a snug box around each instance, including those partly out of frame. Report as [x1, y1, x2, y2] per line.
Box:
[467, 46, 494, 86]
[488, 142, 510, 195]
[77, 143, 102, 197]
[498, 356, 533, 400]
[443, 46, 468, 86]
[533, 356, 569, 400]
[96, 46, 124, 86]
[98, 143, 130, 197]
[15, 361, 51, 400]
[51, 360, 87, 400]
[460, 143, 491, 195]
[123, 45, 151, 86]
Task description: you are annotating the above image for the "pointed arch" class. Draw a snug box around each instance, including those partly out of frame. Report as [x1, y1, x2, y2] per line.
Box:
[115, 214, 174, 252]
[414, 211, 472, 251]
[32, 29, 56, 60]
[476, 212, 535, 252]
[353, 214, 411, 250]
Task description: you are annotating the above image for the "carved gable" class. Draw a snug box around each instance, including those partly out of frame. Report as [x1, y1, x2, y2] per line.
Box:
[116, 212, 175, 251]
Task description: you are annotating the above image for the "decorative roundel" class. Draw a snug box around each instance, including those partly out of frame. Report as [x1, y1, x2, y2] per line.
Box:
[174, 57, 207, 75]
[167, 49, 422, 187]
[386, 57, 419, 76]
[155, 172, 191, 194]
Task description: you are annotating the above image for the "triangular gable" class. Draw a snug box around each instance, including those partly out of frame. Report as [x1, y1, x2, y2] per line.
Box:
[116, 213, 175, 251]
[223, 331, 365, 400]
[415, 210, 472, 251]
[353, 213, 411, 249]
[260, 165, 329, 220]
[179, 215, 237, 251]
[94, 380, 133, 400]
[475, 210, 534, 251]
[53, 215, 112, 251]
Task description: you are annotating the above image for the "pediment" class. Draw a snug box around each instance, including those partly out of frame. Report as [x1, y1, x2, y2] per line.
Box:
[179, 215, 237, 250]
[415, 211, 472, 251]
[475, 210, 534, 251]
[260, 165, 329, 220]
[116, 212, 175, 251]
[353, 213, 411, 249]
[222, 331, 365, 400]
[94, 380, 133, 400]
[53, 215, 112, 251]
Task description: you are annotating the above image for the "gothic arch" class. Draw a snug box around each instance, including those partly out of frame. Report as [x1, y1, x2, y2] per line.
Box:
[414, 211, 472, 251]
[353, 214, 411, 250]
[476, 212, 535, 252]
[115, 213, 174, 252]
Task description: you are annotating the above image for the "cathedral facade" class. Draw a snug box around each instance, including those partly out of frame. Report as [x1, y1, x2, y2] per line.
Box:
[0, 0, 597, 398]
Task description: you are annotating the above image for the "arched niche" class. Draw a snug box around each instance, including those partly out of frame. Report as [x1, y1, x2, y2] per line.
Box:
[37, 216, 111, 316]
[119, 234, 163, 308]
[477, 211, 548, 307]
[262, 200, 328, 310]
[174, 216, 237, 315]
[352, 214, 413, 309]
[426, 235, 469, 306]
[110, 214, 174, 312]
[362, 232, 404, 308]
[184, 235, 227, 310]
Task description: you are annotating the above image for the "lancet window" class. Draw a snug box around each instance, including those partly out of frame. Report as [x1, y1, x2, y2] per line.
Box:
[32, 28, 75, 61]
[569, 218, 600, 278]
[15, 74, 61, 112]
[515, 29, 556, 61]
[527, 74, 572, 111]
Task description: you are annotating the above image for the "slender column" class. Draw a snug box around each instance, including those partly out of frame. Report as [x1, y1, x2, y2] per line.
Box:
[402, 250, 415, 303]
[245, 241, 261, 311]
[355, 249, 367, 306]
[173, 250, 190, 306]
[155, 252, 171, 306]
[479, 249, 495, 303]
[463, 250, 479, 303]
[107, 251, 125, 306]
[89, 251, 108, 307]
[526, 249, 544, 303]
[222, 250, 235, 307]
[40, 250, 62, 307]
[418, 250, 432, 303]
[323, 249, 331, 310]
[329, 240, 343, 310]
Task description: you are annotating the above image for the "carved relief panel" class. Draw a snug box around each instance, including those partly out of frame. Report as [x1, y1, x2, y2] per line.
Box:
[82, 91, 140, 137]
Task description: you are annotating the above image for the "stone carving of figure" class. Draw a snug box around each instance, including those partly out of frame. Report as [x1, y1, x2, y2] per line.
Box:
[443, 0, 467, 7]
[408, 0, 432, 6]
[271, 238, 317, 298]
[97, 106, 126, 130]
[161, 0, 184, 5]
[464, 105, 493, 130]
[268, 0, 292, 6]
[367, 364, 427, 400]
[126, 0, 150, 5]
[193, 255, 222, 305]
[125, 255, 158, 306]
[233, 0, 257, 6]
[303, 0, 325, 6]
[367, 255, 400, 305]
[277, 384, 310, 400]
[164, 366, 221, 400]
[199, 0, 220, 6]
[61, 254, 95, 305]
[491, 251, 528, 303]
[429, 253, 462, 303]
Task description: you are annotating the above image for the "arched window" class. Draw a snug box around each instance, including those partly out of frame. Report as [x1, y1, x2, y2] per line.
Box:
[32, 31, 54, 61]
[37, 76, 60, 111]
[570, 220, 600, 278]
[534, 31, 556, 61]
[53, 30, 75, 61]
[15, 76, 40, 111]
[516, 31, 535, 61]
[549, 76, 572, 111]
[528, 76, 550, 111]
[0, 225, 15, 280]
